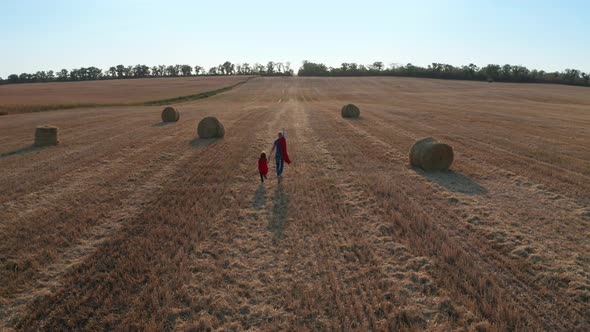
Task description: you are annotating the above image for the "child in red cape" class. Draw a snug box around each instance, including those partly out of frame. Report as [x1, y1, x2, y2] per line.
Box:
[269, 128, 291, 179]
[258, 151, 268, 182]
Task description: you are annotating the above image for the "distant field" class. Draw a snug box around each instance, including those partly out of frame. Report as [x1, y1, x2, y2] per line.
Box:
[0, 76, 252, 113]
[1, 77, 589, 330]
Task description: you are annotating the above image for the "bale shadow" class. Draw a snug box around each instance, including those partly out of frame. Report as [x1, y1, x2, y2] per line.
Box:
[417, 169, 487, 195]
[151, 122, 174, 127]
[189, 138, 221, 148]
[0, 146, 40, 159]
[253, 183, 266, 210]
[269, 182, 289, 241]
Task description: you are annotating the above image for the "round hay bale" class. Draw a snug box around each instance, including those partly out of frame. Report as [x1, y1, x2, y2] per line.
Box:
[341, 104, 360, 118]
[34, 125, 60, 147]
[409, 137, 453, 171]
[197, 117, 225, 138]
[161, 106, 180, 122]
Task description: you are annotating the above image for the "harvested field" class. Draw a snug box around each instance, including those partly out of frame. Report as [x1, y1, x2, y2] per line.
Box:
[0, 77, 589, 331]
[0, 76, 252, 114]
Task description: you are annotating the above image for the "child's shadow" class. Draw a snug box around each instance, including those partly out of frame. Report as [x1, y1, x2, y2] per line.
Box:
[253, 183, 266, 210]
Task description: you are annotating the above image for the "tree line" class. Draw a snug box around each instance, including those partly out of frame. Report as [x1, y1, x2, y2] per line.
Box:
[0, 61, 294, 84]
[297, 61, 590, 87]
[1, 60, 588, 87]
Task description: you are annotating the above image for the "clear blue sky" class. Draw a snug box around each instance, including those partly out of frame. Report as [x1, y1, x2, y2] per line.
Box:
[0, 0, 588, 77]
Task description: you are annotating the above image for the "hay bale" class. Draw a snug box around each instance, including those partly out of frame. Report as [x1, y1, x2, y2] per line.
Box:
[161, 106, 180, 122]
[341, 104, 360, 118]
[34, 125, 59, 147]
[197, 117, 225, 138]
[409, 137, 453, 171]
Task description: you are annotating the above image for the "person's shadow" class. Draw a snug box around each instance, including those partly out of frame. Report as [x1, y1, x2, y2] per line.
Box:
[269, 182, 289, 241]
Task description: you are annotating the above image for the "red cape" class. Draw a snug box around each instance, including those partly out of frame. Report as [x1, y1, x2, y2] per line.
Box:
[278, 137, 291, 164]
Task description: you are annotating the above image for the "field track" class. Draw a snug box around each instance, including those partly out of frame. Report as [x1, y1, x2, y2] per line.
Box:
[0, 77, 589, 331]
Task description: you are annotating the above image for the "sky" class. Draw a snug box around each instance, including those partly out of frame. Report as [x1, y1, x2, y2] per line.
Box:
[0, 0, 589, 77]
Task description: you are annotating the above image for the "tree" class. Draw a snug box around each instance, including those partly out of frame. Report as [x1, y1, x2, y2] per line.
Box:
[151, 66, 159, 77]
[35, 71, 47, 81]
[108, 66, 117, 78]
[181, 65, 193, 76]
[87, 66, 102, 80]
[69, 69, 80, 81]
[563, 68, 580, 84]
[208, 66, 218, 75]
[21, 72, 33, 82]
[461, 63, 479, 78]
[57, 69, 69, 81]
[79, 67, 90, 80]
[501, 64, 512, 80]
[133, 64, 150, 78]
[371, 61, 384, 71]
[222, 61, 234, 75]
[511, 65, 530, 82]
[253, 63, 265, 74]
[297, 61, 329, 76]
[482, 64, 501, 80]
[7, 74, 19, 83]
[266, 61, 275, 74]
[166, 65, 178, 76]
[241, 63, 251, 74]
[116, 65, 125, 78]
[194, 65, 203, 75]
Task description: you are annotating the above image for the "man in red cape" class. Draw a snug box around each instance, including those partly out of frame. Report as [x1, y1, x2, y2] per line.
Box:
[269, 129, 290, 179]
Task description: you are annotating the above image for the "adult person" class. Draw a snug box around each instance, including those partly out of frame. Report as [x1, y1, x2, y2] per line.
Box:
[269, 128, 291, 179]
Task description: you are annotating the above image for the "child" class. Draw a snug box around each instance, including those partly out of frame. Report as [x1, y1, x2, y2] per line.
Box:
[258, 151, 269, 182]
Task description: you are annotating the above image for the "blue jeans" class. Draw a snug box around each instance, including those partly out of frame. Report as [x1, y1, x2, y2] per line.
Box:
[276, 156, 284, 176]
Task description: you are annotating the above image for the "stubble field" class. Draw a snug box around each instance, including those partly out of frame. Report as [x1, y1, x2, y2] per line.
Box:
[0, 76, 251, 114]
[0, 77, 589, 331]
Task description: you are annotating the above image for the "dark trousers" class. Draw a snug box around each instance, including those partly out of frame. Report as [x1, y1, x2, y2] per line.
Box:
[260, 173, 267, 182]
[276, 157, 284, 176]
